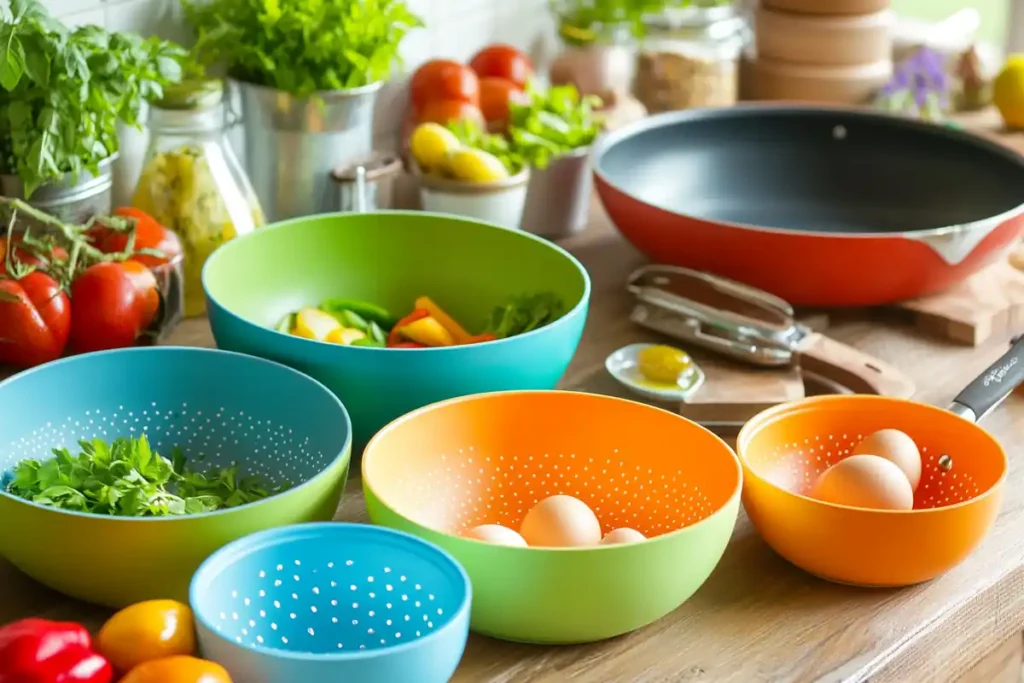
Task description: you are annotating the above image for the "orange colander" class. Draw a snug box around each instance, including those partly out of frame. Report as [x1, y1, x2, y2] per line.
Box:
[737, 336, 1024, 587]
[362, 390, 742, 644]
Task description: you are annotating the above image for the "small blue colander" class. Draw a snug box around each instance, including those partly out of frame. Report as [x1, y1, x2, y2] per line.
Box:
[190, 523, 472, 683]
[0, 347, 352, 607]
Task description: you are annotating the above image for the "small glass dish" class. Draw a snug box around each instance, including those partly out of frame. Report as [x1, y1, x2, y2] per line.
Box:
[605, 342, 705, 402]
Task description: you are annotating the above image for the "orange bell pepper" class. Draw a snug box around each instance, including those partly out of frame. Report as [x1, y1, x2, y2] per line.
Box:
[399, 316, 454, 347]
[465, 333, 497, 345]
[96, 600, 195, 674]
[414, 296, 471, 344]
[388, 309, 429, 346]
[119, 656, 232, 683]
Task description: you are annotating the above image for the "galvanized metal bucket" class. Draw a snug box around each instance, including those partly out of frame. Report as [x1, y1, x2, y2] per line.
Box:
[233, 79, 382, 222]
[0, 155, 117, 224]
[519, 147, 592, 239]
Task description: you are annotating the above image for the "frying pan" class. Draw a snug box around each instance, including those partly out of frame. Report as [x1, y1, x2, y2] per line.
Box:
[592, 105, 1024, 307]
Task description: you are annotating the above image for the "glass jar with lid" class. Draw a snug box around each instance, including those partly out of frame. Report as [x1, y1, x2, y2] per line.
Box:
[634, 4, 747, 113]
[131, 79, 265, 318]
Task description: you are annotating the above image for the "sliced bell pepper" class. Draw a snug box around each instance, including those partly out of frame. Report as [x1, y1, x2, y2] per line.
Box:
[464, 332, 497, 345]
[0, 618, 113, 683]
[325, 327, 366, 345]
[293, 308, 342, 342]
[388, 309, 430, 346]
[414, 296, 471, 344]
[390, 341, 427, 349]
[399, 316, 455, 347]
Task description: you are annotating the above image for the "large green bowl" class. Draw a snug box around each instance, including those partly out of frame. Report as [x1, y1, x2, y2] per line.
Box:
[363, 391, 743, 644]
[203, 212, 590, 450]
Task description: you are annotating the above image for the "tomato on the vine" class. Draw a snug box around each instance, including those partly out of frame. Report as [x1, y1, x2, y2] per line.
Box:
[0, 271, 71, 367]
[70, 260, 160, 353]
[416, 99, 484, 126]
[410, 60, 480, 110]
[0, 236, 68, 274]
[88, 208, 182, 268]
[469, 45, 534, 89]
[479, 77, 528, 126]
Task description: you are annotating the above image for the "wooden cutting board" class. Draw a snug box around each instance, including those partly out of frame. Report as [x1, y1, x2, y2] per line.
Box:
[679, 356, 805, 424]
[896, 259, 1024, 346]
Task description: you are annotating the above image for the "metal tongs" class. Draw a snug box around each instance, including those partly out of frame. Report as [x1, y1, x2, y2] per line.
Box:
[627, 265, 917, 397]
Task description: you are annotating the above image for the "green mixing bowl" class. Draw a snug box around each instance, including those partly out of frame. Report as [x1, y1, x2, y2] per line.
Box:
[203, 212, 590, 451]
[363, 391, 742, 644]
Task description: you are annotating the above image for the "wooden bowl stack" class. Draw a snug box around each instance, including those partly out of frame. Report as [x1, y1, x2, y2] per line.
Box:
[742, 0, 894, 104]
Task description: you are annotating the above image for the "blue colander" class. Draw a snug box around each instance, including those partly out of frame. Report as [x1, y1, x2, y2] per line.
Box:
[190, 522, 472, 683]
[0, 347, 352, 607]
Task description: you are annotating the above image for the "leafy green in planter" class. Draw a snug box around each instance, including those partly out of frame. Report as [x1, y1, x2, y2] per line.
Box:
[508, 84, 603, 170]
[184, 0, 424, 96]
[445, 118, 526, 175]
[0, 0, 186, 198]
[5, 435, 290, 516]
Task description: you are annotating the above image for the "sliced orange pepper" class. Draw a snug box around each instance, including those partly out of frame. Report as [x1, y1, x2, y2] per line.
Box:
[465, 332, 497, 344]
[390, 341, 426, 349]
[414, 296, 471, 344]
[387, 309, 429, 346]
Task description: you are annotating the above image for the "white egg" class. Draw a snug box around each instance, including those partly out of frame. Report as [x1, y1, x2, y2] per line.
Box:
[519, 495, 602, 548]
[600, 528, 647, 545]
[463, 524, 527, 547]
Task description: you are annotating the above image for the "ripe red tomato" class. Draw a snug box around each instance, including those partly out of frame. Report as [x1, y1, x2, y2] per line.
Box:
[410, 60, 480, 110]
[0, 271, 71, 367]
[88, 208, 182, 268]
[469, 45, 534, 89]
[416, 99, 484, 126]
[479, 77, 529, 125]
[70, 260, 160, 353]
[0, 236, 68, 274]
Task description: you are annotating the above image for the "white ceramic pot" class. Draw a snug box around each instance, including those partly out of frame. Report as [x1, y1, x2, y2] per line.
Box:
[418, 169, 530, 230]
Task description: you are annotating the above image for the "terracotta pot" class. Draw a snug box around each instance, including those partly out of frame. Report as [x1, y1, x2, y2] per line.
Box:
[755, 6, 893, 67]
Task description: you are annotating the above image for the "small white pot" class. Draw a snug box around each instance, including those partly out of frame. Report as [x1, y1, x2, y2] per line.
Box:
[418, 169, 530, 230]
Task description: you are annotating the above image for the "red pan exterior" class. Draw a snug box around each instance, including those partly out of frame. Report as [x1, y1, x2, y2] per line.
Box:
[595, 175, 1024, 307]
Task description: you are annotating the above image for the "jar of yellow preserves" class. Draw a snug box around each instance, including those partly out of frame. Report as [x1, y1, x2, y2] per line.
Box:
[132, 79, 264, 317]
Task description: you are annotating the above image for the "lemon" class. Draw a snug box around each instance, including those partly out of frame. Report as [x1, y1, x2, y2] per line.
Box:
[410, 123, 462, 171]
[994, 55, 1024, 129]
[446, 148, 510, 183]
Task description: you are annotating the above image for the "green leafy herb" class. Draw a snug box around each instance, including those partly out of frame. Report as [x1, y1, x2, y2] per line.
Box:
[184, 0, 424, 96]
[484, 292, 567, 339]
[0, 0, 187, 197]
[507, 84, 603, 170]
[446, 118, 526, 175]
[5, 435, 290, 516]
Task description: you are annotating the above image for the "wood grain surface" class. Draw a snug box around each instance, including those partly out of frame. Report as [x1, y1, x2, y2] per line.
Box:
[1, 112, 1024, 683]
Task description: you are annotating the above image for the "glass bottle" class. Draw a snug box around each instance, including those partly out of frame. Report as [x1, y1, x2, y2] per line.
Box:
[635, 4, 747, 113]
[132, 79, 265, 318]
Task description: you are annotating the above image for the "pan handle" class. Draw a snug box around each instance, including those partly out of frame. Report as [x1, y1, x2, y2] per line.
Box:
[794, 332, 917, 398]
[948, 335, 1024, 424]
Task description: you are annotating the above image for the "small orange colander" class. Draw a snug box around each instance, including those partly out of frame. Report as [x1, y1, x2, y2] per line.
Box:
[737, 337, 1023, 587]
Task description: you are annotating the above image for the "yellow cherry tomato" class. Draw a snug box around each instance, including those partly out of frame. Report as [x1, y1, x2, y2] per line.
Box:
[637, 345, 692, 384]
[120, 656, 233, 683]
[96, 599, 196, 673]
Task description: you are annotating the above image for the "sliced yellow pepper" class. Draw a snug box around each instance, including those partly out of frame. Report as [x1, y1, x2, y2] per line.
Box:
[414, 296, 471, 344]
[293, 307, 342, 341]
[326, 327, 366, 345]
[399, 315, 454, 347]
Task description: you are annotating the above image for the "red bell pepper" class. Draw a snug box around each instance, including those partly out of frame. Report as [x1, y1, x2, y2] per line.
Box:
[0, 618, 112, 683]
[387, 309, 430, 347]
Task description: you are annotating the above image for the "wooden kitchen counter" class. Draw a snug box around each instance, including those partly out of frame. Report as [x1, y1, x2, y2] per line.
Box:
[2, 112, 1024, 683]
